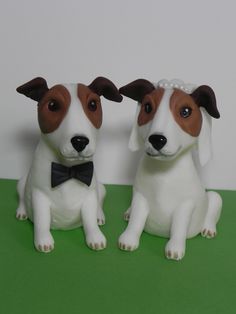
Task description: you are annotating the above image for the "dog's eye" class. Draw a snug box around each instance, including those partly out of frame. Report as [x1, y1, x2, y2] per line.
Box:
[144, 103, 153, 114]
[180, 106, 192, 118]
[88, 100, 97, 112]
[48, 100, 60, 112]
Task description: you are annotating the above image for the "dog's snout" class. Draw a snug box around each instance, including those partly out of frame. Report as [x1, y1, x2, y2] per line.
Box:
[148, 134, 167, 151]
[71, 136, 89, 152]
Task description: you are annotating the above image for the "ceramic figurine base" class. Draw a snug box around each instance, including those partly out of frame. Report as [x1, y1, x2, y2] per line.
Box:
[16, 76, 122, 253]
[118, 79, 222, 260]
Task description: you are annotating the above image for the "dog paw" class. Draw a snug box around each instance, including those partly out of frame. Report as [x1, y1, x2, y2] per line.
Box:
[201, 226, 217, 238]
[165, 239, 185, 261]
[123, 208, 131, 221]
[97, 208, 105, 226]
[118, 231, 139, 251]
[34, 232, 54, 253]
[86, 231, 106, 250]
[16, 207, 28, 220]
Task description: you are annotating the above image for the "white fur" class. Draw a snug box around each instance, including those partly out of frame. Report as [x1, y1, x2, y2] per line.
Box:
[16, 84, 106, 253]
[119, 83, 222, 260]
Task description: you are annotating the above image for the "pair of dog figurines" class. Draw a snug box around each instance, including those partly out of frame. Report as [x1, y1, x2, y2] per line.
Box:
[16, 76, 222, 261]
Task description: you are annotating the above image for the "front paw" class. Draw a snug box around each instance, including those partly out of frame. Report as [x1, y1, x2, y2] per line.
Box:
[16, 207, 28, 220]
[86, 230, 106, 250]
[123, 207, 131, 221]
[97, 208, 105, 226]
[201, 225, 217, 238]
[118, 230, 139, 251]
[165, 239, 185, 261]
[34, 232, 54, 253]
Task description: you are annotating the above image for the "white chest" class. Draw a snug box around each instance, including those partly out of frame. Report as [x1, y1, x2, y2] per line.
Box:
[24, 147, 96, 229]
[134, 154, 206, 236]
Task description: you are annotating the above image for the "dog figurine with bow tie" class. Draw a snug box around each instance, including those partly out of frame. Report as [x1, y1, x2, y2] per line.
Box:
[118, 79, 222, 260]
[16, 76, 122, 253]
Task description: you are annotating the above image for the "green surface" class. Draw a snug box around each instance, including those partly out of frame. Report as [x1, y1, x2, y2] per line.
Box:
[0, 179, 236, 314]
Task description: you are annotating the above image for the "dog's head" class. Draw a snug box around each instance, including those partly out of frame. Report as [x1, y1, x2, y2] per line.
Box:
[17, 77, 122, 163]
[119, 79, 220, 165]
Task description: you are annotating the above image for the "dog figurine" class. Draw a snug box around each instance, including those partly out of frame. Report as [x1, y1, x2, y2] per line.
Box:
[16, 76, 122, 253]
[118, 78, 222, 260]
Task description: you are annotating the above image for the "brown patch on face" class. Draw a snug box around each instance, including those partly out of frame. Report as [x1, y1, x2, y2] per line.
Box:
[170, 89, 202, 137]
[138, 88, 164, 126]
[38, 85, 71, 134]
[77, 84, 102, 129]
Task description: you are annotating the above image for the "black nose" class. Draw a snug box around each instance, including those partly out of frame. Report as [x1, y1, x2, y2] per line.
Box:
[71, 136, 89, 152]
[148, 134, 167, 151]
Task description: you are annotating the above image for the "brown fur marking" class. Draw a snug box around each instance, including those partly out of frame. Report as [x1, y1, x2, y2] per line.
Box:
[77, 84, 102, 129]
[38, 85, 71, 134]
[170, 89, 202, 137]
[138, 88, 164, 126]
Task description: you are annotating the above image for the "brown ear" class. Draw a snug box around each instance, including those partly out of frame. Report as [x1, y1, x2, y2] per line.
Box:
[88, 77, 122, 102]
[119, 79, 155, 103]
[16, 77, 49, 102]
[191, 85, 220, 118]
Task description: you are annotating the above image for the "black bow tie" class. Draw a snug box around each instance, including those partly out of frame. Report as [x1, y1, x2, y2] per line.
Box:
[51, 162, 94, 188]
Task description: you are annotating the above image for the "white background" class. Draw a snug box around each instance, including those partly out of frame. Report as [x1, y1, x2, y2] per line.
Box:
[0, 0, 235, 190]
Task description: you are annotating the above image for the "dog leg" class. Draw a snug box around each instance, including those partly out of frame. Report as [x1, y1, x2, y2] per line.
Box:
[201, 191, 222, 238]
[165, 200, 194, 261]
[32, 189, 54, 253]
[16, 175, 28, 220]
[82, 190, 106, 250]
[119, 191, 149, 251]
[97, 183, 106, 226]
